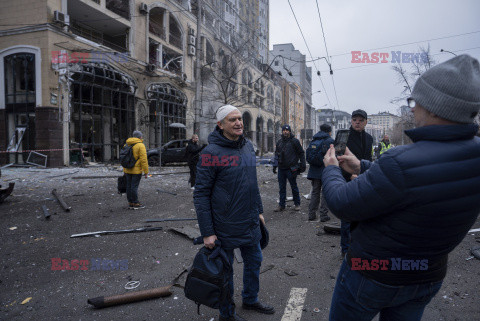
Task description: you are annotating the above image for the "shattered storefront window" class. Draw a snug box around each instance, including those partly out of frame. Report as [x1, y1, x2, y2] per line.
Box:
[69, 63, 136, 163]
[147, 83, 187, 148]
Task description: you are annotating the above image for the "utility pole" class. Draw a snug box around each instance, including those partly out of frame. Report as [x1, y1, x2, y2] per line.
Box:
[194, 0, 202, 134]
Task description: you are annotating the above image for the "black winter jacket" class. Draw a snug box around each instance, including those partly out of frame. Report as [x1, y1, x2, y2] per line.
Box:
[322, 124, 480, 285]
[194, 127, 262, 249]
[342, 126, 373, 180]
[274, 135, 306, 170]
[185, 140, 202, 165]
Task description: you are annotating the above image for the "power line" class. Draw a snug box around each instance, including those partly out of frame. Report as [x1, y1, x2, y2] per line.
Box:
[287, 0, 337, 111]
[329, 30, 480, 58]
[313, 0, 340, 111]
[322, 45, 480, 73]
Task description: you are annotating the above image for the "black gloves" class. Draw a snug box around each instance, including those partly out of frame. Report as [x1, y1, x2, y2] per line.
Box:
[273, 166, 277, 174]
[299, 164, 306, 173]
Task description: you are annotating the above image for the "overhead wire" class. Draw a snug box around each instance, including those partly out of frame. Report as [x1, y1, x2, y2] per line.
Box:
[312, 0, 341, 112]
[287, 0, 335, 110]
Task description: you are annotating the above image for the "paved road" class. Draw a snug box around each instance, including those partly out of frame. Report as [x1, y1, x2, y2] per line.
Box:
[0, 165, 479, 320]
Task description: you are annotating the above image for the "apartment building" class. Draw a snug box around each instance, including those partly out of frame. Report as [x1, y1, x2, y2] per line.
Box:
[269, 43, 312, 142]
[368, 111, 400, 141]
[0, 0, 278, 166]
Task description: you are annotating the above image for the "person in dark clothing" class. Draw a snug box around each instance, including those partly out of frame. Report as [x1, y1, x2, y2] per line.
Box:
[185, 134, 202, 189]
[322, 54, 480, 321]
[339, 109, 373, 257]
[273, 125, 306, 212]
[194, 105, 274, 321]
[306, 123, 334, 222]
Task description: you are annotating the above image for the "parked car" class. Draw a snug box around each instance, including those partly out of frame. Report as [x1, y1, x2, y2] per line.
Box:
[147, 139, 191, 166]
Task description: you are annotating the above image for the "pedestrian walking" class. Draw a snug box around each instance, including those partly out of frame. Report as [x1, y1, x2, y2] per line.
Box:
[273, 125, 306, 212]
[339, 110, 373, 257]
[194, 104, 275, 321]
[123, 130, 148, 209]
[322, 54, 480, 321]
[185, 134, 202, 189]
[306, 123, 334, 222]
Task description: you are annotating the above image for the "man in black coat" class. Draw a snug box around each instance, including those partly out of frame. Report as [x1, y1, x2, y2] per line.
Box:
[339, 109, 373, 256]
[185, 134, 202, 189]
[273, 125, 306, 212]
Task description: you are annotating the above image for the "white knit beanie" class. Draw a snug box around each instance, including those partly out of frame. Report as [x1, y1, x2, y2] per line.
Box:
[216, 105, 240, 122]
[411, 54, 480, 123]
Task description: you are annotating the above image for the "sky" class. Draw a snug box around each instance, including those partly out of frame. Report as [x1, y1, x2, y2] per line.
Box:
[269, 0, 480, 116]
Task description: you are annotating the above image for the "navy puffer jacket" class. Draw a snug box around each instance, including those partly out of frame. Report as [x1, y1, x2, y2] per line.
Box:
[307, 131, 334, 180]
[322, 124, 480, 284]
[194, 127, 262, 249]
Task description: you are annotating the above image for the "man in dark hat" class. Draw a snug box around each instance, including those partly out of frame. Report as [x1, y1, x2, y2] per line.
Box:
[338, 109, 373, 257]
[273, 124, 306, 212]
[322, 54, 480, 320]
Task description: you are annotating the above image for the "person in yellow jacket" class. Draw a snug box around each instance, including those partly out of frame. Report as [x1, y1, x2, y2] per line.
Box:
[377, 134, 393, 157]
[123, 130, 149, 209]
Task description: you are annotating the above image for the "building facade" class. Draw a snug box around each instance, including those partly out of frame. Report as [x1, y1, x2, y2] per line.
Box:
[368, 111, 401, 141]
[0, 0, 278, 166]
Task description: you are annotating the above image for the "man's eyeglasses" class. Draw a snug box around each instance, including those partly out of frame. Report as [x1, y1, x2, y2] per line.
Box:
[407, 98, 416, 108]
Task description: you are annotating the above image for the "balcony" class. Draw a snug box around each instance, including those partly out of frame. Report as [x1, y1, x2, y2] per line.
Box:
[106, 0, 130, 20]
[68, 0, 130, 52]
[149, 19, 166, 41]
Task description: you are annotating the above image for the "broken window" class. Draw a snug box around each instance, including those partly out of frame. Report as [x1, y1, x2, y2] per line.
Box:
[69, 63, 136, 163]
[4, 53, 36, 164]
[149, 7, 167, 41]
[169, 14, 183, 50]
[147, 83, 187, 147]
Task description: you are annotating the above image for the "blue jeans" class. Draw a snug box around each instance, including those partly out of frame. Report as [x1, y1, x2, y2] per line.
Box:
[340, 221, 351, 253]
[278, 168, 300, 208]
[220, 243, 263, 318]
[125, 173, 142, 204]
[329, 259, 443, 321]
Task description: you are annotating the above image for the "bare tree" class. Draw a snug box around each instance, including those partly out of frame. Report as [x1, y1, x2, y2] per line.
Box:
[390, 45, 435, 145]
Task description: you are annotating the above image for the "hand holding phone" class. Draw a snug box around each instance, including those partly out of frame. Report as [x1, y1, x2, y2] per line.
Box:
[334, 130, 350, 156]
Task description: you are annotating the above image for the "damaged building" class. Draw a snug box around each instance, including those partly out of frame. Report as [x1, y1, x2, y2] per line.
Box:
[0, 0, 287, 167]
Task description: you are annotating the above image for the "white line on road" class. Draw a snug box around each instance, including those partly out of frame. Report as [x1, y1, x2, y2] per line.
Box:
[281, 287, 308, 321]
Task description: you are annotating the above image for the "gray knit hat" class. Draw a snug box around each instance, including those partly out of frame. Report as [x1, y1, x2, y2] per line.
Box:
[132, 130, 143, 138]
[411, 54, 480, 123]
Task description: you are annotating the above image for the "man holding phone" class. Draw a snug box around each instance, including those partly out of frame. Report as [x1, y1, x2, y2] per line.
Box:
[322, 54, 480, 321]
[338, 110, 373, 257]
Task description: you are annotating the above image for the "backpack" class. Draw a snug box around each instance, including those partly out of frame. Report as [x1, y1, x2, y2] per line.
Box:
[184, 240, 231, 314]
[306, 139, 327, 167]
[119, 143, 138, 168]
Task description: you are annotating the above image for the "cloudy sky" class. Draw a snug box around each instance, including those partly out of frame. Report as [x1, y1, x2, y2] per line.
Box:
[269, 0, 480, 115]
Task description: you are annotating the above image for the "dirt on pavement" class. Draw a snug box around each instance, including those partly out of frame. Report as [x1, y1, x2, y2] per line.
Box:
[0, 164, 479, 320]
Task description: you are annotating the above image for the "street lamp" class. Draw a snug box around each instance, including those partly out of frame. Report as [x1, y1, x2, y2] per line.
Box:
[440, 49, 457, 57]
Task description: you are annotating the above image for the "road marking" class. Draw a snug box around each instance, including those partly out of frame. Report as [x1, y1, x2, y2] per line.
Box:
[281, 287, 308, 321]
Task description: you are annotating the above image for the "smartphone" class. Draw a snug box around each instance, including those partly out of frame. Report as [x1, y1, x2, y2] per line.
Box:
[334, 130, 350, 156]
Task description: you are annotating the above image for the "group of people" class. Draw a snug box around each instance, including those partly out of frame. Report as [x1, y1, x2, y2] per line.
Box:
[122, 54, 480, 321]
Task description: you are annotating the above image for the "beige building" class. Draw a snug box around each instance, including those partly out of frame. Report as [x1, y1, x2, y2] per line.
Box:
[0, 0, 278, 166]
[368, 111, 401, 142]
